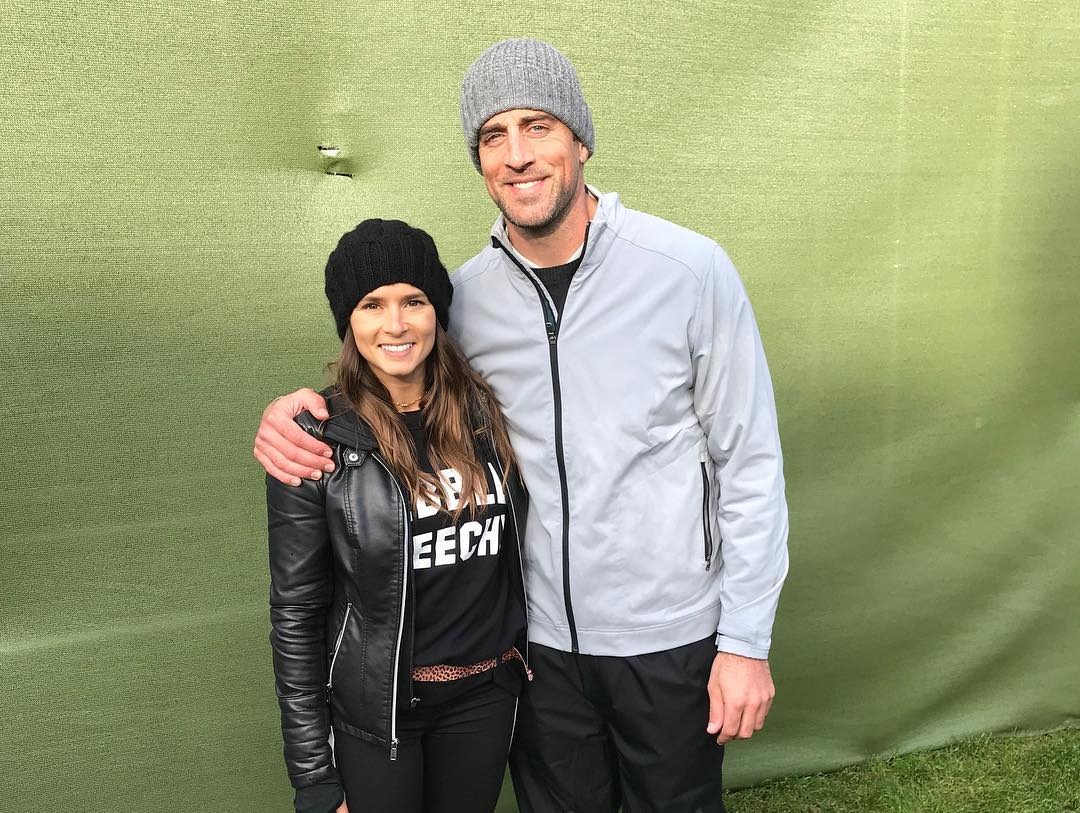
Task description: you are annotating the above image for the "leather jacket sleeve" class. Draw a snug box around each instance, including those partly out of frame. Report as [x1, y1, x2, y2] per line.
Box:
[267, 465, 340, 792]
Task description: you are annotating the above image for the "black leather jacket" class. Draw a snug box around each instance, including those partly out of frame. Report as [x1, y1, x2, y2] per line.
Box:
[266, 396, 528, 791]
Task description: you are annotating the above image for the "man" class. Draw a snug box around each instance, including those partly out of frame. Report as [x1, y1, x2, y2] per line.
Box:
[255, 38, 789, 813]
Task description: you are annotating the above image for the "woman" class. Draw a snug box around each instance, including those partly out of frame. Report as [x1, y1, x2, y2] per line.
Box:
[267, 219, 529, 813]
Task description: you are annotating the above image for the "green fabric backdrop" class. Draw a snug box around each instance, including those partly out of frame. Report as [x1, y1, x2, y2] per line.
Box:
[2, 1, 1077, 810]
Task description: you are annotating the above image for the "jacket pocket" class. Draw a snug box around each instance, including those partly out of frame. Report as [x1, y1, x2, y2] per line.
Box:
[700, 462, 714, 571]
[327, 602, 353, 690]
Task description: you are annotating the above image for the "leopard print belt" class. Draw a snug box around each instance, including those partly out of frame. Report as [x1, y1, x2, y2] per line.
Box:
[411, 646, 533, 683]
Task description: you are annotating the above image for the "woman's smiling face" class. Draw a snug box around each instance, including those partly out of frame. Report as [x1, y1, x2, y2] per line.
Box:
[349, 283, 436, 396]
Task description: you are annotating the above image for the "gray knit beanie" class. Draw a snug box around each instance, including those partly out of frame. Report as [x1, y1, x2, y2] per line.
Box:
[460, 38, 594, 172]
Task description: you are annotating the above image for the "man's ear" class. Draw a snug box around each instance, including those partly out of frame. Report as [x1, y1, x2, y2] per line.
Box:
[577, 140, 590, 165]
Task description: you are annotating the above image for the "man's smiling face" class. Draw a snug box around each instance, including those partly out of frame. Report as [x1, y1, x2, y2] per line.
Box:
[477, 109, 590, 236]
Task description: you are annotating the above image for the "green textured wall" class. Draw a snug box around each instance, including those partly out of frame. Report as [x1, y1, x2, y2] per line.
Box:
[2, 1, 1078, 810]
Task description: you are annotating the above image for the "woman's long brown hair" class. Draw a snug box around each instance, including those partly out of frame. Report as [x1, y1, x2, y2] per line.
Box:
[331, 322, 517, 521]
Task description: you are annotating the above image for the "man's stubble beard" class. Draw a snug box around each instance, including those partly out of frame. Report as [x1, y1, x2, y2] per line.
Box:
[497, 172, 583, 240]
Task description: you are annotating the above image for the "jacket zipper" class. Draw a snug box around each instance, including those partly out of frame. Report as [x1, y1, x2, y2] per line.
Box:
[700, 462, 714, 571]
[326, 602, 353, 691]
[492, 237, 579, 653]
[372, 452, 410, 761]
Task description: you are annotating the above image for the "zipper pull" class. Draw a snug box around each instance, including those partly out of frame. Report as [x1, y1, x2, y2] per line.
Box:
[705, 554, 713, 572]
[538, 294, 557, 343]
[390, 738, 399, 761]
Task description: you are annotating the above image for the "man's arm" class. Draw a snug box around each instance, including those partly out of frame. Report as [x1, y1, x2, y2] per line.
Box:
[690, 246, 790, 743]
[254, 388, 335, 485]
[707, 651, 775, 743]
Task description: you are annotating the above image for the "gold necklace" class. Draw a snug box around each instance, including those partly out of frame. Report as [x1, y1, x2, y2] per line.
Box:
[395, 391, 425, 411]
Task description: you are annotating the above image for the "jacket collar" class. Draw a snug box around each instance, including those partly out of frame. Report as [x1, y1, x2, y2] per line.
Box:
[318, 392, 379, 451]
[489, 186, 621, 282]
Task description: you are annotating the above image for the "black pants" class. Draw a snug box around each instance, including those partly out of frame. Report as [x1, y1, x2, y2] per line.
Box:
[334, 667, 519, 813]
[510, 637, 727, 813]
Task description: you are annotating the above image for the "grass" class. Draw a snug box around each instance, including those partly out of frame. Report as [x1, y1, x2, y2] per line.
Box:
[725, 728, 1080, 812]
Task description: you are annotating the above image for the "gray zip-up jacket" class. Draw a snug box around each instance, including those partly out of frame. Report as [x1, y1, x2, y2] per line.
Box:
[449, 189, 789, 659]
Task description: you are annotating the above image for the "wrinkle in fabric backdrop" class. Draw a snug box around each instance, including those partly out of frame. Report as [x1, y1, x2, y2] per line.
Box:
[1, 1, 1078, 810]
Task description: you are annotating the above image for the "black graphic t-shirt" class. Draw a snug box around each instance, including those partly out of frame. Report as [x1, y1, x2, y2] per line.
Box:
[401, 409, 525, 667]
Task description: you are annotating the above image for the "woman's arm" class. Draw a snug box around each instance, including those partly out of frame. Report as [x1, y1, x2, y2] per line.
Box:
[267, 464, 343, 804]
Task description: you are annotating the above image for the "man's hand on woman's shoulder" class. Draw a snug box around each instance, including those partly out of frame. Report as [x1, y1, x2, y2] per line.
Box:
[253, 388, 334, 485]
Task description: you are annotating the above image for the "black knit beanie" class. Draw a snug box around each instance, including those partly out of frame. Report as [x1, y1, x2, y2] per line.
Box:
[324, 219, 453, 340]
